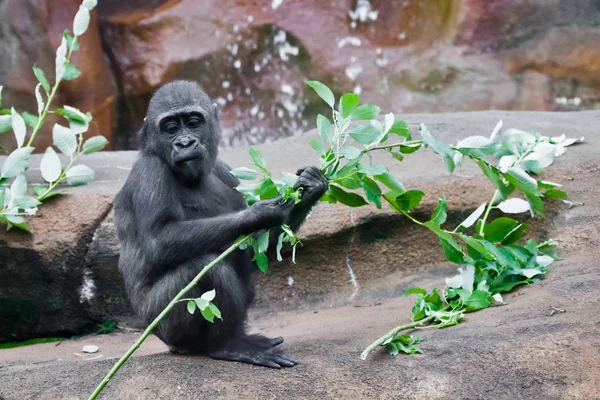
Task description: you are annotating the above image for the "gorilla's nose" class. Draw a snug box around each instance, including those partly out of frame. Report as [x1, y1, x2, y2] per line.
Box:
[174, 136, 198, 150]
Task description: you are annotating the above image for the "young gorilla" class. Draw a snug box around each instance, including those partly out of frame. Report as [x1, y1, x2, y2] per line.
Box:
[114, 81, 328, 368]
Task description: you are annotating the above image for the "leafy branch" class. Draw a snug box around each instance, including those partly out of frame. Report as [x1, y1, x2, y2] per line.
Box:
[0, 0, 107, 232]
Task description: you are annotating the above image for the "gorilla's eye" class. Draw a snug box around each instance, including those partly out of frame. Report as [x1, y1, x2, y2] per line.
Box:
[186, 115, 204, 128]
[165, 122, 179, 134]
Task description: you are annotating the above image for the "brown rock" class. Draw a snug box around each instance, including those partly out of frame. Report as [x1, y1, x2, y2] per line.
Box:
[0, 0, 118, 153]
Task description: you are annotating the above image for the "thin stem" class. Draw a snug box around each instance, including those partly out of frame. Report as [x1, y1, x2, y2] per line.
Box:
[360, 316, 434, 360]
[88, 234, 252, 400]
[26, 36, 78, 147]
[400, 209, 426, 227]
[478, 190, 499, 236]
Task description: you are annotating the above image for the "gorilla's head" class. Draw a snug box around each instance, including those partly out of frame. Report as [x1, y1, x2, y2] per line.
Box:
[140, 81, 221, 183]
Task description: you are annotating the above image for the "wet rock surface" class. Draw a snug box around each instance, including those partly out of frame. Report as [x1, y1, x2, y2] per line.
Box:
[1, 1, 599, 152]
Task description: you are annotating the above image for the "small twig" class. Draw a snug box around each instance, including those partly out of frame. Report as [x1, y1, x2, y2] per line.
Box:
[550, 306, 566, 316]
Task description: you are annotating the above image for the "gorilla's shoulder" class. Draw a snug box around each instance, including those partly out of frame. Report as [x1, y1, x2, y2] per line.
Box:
[213, 159, 239, 187]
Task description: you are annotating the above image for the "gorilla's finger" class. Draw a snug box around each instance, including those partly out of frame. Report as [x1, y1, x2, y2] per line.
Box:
[296, 166, 309, 176]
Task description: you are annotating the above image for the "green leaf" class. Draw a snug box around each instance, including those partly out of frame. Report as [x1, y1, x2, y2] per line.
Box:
[308, 139, 325, 154]
[62, 63, 81, 81]
[431, 196, 447, 225]
[386, 342, 400, 356]
[388, 334, 422, 355]
[505, 167, 542, 197]
[55, 106, 88, 124]
[32, 66, 50, 93]
[200, 289, 216, 302]
[361, 177, 382, 209]
[350, 104, 381, 120]
[339, 93, 359, 119]
[249, 147, 267, 170]
[82, 135, 109, 154]
[52, 124, 77, 156]
[419, 124, 456, 173]
[63, 29, 80, 51]
[1, 147, 34, 178]
[496, 198, 530, 214]
[10, 174, 27, 198]
[257, 230, 270, 253]
[388, 120, 411, 140]
[316, 114, 333, 143]
[208, 302, 222, 320]
[464, 290, 491, 311]
[446, 265, 475, 292]
[73, 5, 91, 36]
[22, 112, 39, 129]
[280, 172, 298, 187]
[40, 147, 62, 183]
[374, 173, 404, 192]
[255, 252, 269, 273]
[501, 223, 528, 245]
[306, 80, 334, 108]
[389, 151, 403, 161]
[439, 236, 466, 264]
[35, 84, 44, 115]
[276, 232, 286, 261]
[11, 108, 26, 148]
[194, 297, 209, 310]
[458, 203, 486, 229]
[348, 125, 380, 145]
[399, 143, 422, 154]
[357, 164, 388, 176]
[430, 309, 463, 328]
[55, 36, 68, 81]
[395, 190, 425, 212]
[230, 167, 258, 181]
[0, 115, 12, 133]
[484, 217, 518, 243]
[258, 178, 279, 200]
[200, 306, 216, 323]
[404, 287, 427, 296]
[328, 185, 368, 207]
[544, 189, 568, 200]
[66, 164, 95, 186]
[456, 135, 496, 156]
[82, 0, 98, 9]
[187, 300, 196, 314]
[338, 145, 362, 160]
[525, 193, 544, 217]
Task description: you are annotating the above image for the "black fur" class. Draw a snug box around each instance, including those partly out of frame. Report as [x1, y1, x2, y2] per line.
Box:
[114, 80, 328, 368]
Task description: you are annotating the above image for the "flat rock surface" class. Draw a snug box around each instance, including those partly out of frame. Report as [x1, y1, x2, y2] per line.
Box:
[1, 111, 599, 399]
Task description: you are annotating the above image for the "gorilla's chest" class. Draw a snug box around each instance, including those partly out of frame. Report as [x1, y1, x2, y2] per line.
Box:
[180, 181, 246, 219]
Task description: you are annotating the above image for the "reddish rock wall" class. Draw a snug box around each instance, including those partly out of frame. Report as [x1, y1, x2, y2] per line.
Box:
[1, 0, 598, 152]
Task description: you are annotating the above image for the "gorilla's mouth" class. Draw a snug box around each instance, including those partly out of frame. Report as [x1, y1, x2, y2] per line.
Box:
[172, 145, 204, 164]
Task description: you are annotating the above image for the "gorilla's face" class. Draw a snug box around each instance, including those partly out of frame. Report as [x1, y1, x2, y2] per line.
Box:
[141, 81, 221, 184]
[160, 110, 207, 164]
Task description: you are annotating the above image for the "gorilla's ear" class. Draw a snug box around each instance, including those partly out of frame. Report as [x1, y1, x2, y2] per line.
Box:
[212, 103, 220, 121]
[138, 119, 151, 149]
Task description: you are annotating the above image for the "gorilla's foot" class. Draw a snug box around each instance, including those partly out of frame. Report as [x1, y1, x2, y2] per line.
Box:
[247, 334, 284, 349]
[168, 346, 191, 355]
[208, 335, 297, 368]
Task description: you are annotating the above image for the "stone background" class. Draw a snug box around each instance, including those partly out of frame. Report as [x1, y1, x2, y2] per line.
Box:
[1, 0, 599, 152]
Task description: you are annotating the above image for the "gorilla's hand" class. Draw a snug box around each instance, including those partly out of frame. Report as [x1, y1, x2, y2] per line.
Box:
[242, 196, 294, 233]
[294, 166, 329, 204]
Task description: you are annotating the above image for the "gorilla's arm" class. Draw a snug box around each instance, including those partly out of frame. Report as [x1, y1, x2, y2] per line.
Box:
[263, 167, 329, 253]
[129, 156, 288, 266]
